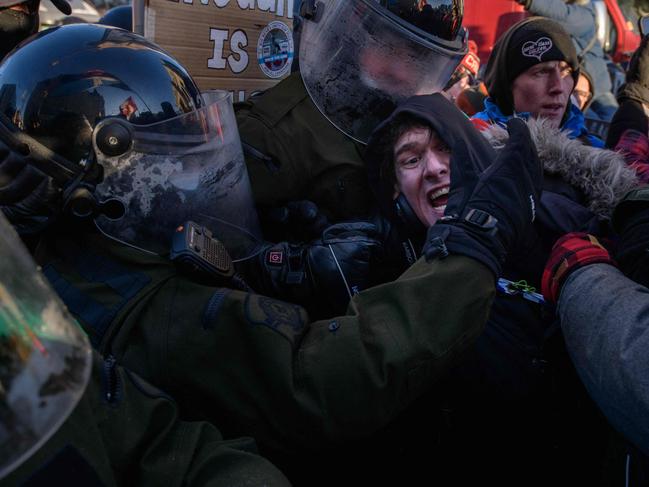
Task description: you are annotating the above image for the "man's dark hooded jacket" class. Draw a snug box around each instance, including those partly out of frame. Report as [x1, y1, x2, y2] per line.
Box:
[352, 93, 638, 485]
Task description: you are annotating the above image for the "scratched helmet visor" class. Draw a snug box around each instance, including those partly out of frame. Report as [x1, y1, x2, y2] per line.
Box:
[94, 90, 262, 259]
[0, 212, 91, 480]
[299, 0, 467, 144]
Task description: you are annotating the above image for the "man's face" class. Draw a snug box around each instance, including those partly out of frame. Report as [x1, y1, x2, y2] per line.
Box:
[572, 73, 592, 110]
[511, 60, 575, 127]
[393, 126, 451, 227]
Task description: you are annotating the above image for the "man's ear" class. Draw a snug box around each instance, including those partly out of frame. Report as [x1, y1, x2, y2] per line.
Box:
[393, 182, 400, 200]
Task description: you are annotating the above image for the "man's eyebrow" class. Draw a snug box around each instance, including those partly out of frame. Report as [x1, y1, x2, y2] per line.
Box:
[394, 141, 422, 158]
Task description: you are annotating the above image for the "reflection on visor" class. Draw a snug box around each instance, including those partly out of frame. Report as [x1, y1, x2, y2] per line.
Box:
[300, 0, 466, 143]
[130, 91, 228, 155]
[93, 90, 261, 257]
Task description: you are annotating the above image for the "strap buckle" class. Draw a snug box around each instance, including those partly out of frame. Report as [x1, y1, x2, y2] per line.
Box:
[464, 208, 498, 231]
[497, 278, 545, 305]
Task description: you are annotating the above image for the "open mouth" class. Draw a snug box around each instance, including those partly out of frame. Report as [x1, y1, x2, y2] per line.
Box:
[542, 103, 564, 114]
[428, 186, 449, 210]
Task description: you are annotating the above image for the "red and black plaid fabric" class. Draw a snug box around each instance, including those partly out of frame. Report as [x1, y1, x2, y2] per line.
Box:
[542, 232, 614, 305]
[616, 129, 649, 184]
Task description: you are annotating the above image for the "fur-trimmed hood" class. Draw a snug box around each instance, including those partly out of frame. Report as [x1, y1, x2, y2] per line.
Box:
[481, 118, 639, 219]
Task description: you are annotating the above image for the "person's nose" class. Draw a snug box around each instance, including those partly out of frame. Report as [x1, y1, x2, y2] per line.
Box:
[423, 150, 449, 181]
[548, 68, 566, 95]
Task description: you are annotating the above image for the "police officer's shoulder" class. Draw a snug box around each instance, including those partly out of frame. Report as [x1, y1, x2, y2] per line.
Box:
[235, 72, 310, 127]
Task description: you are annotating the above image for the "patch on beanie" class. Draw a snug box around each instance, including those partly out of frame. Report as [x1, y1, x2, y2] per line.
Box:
[522, 37, 553, 61]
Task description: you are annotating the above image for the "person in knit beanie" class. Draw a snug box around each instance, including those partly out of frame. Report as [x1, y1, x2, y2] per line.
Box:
[472, 17, 603, 146]
[485, 17, 578, 121]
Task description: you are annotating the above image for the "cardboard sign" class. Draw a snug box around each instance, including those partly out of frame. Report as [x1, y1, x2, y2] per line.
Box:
[141, 0, 295, 101]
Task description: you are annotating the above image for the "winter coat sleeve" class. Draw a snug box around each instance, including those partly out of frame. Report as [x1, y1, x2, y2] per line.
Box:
[146, 254, 494, 456]
[40, 232, 493, 459]
[558, 263, 649, 456]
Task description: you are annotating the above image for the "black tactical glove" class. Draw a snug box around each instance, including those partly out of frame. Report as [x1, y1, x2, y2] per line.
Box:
[423, 118, 543, 278]
[238, 221, 383, 319]
[618, 35, 649, 106]
[0, 136, 61, 235]
[612, 186, 649, 288]
[259, 199, 330, 242]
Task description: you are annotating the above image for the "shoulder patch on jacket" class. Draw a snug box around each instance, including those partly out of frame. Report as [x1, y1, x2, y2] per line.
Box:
[244, 294, 307, 345]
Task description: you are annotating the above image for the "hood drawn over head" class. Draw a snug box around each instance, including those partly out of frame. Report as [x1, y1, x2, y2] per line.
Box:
[365, 93, 496, 218]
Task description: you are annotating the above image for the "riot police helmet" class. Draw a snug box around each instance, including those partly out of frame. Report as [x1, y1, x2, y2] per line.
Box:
[0, 24, 260, 256]
[299, 0, 468, 144]
[97, 4, 132, 31]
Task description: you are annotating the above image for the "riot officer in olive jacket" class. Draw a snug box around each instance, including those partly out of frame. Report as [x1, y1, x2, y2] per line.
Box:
[0, 23, 543, 485]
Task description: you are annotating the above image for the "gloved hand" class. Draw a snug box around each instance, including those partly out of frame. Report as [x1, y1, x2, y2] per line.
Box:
[258, 199, 330, 242]
[618, 35, 649, 106]
[237, 221, 384, 319]
[541, 232, 614, 305]
[612, 186, 649, 287]
[0, 136, 61, 235]
[423, 118, 543, 278]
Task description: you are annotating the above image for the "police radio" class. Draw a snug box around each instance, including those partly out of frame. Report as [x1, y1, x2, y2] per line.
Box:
[170, 221, 235, 284]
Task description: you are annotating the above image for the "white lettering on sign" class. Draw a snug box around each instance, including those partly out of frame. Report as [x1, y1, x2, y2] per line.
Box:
[208, 28, 250, 73]
[229, 29, 249, 73]
[208, 28, 229, 69]
[176, 0, 294, 18]
[256, 0, 274, 11]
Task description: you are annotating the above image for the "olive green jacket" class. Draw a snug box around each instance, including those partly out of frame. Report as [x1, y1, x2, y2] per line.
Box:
[235, 72, 372, 221]
[4, 352, 290, 487]
[36, 231, 494, 457]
